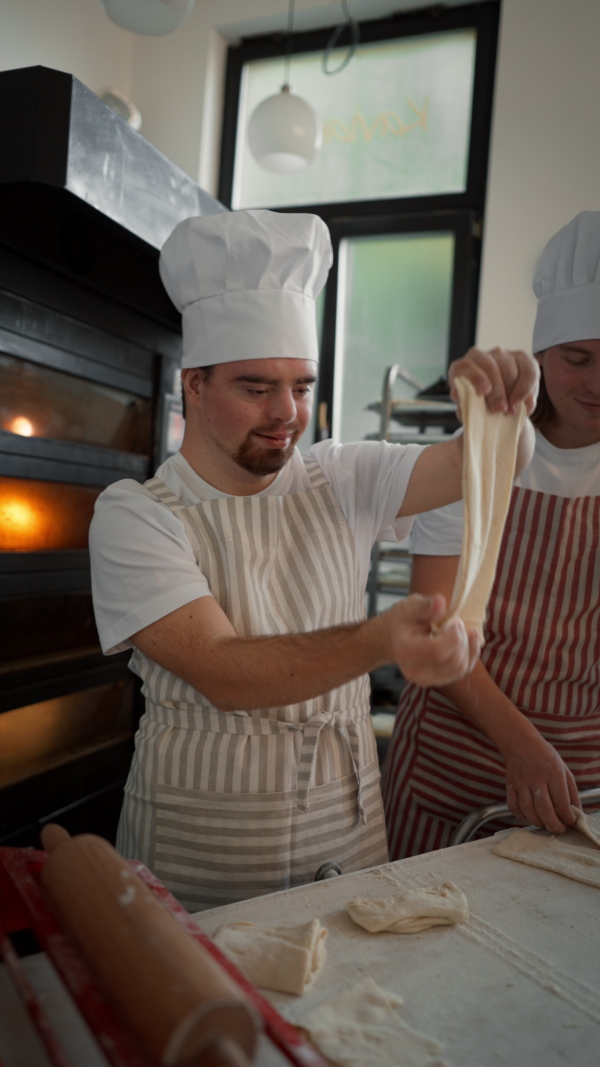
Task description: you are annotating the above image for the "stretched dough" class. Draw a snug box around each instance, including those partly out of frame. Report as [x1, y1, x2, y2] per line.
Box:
[492, 830, 600, 888]
[438, 376, 526, 645]
[212, 918, 327, 996]
[299, 977, 448, 1067]
[346, 882, 468, 934]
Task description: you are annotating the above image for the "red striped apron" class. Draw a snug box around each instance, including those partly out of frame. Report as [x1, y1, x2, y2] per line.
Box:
[382, 486, 600, 860]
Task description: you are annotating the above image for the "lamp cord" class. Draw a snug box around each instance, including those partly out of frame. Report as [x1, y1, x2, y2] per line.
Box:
[323, 0, 360, 75]
[283, 0, 295, 88]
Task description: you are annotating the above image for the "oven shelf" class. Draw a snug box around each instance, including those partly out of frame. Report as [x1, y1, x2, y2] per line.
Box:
[0, 649, 132, 715]
[0, 728, 133, 791]
[0, 429, 150, 487]
[0, 550, 91, 596]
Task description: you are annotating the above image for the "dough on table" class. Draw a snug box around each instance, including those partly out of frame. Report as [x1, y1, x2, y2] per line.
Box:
[299, 976, 448, 1067]
[571, 806, 600, 847]
[212, 918, 327, 995]
[492, 829, 600, 888]
[346, 882, 468, 934]
[437, 376, 526, 645]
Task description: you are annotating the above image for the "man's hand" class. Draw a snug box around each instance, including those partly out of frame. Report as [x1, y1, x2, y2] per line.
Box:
[379, 593, 480, 688]
[504, 731, 580, 833]
[449, 346, 539, 417]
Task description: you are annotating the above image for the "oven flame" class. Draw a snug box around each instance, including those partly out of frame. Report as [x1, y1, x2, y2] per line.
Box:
[8, 416, 34, 437]
[0, 498, 40, 544]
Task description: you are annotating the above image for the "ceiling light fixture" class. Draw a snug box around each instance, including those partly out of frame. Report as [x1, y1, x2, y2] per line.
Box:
[97, 0, 196, 36]
[247, 0, 322, 174]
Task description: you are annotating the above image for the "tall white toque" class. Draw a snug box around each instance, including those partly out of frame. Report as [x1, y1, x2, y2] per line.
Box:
[159, 209, 333, 369]
[532, 210, 600, 352]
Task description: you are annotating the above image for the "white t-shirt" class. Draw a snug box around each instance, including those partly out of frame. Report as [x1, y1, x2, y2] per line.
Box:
[90, 439, 425, 655]
[411, 429, 600, 556]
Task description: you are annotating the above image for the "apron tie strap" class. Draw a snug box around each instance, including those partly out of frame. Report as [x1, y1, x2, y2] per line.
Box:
[294, 712, 366, 826]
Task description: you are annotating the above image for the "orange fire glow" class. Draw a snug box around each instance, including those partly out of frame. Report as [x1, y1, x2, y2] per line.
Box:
[0, 479, 100, 551]
[7, 416, 35, 437]
[0, 496, 41, 549]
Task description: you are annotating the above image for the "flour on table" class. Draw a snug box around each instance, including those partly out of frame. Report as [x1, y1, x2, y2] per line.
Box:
[436, 376, 526, 645]
[346, 882, 468, 934]
[299, 977, 448, 1067]
[212, 918, 327, 995]
[492, 830, 600, 888]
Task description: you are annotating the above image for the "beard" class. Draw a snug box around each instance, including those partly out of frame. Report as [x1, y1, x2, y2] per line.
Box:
[228, 425, 301, 476]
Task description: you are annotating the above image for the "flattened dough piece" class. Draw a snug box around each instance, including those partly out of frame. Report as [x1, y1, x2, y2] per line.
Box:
[346, 882, 468, 934]
[571, 806, 600, 847]
[439, 376, 526, 645]
[212, 918, 327, 995]
[492, 830, 600, 888]
[299, 977, 448, 1067]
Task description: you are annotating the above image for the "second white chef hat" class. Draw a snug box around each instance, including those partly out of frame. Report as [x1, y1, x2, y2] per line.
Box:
[159, 209, 333, 368]
[532, 210, 600, 352]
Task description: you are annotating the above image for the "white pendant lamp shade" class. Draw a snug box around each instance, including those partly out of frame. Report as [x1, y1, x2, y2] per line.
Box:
[98, 0, 195, 35]
[248, 87, 322, 174]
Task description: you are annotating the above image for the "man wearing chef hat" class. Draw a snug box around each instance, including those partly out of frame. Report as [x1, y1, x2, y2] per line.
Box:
[90, 209, 537, 911]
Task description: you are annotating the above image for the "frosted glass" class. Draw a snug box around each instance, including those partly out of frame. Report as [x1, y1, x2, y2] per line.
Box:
[233, 29, 476, 209]
[333, 232, 455, 443]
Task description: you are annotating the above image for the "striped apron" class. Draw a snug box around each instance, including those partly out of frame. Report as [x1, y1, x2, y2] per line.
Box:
[117, 457, 388, 910]
[382, 486, 600, 860]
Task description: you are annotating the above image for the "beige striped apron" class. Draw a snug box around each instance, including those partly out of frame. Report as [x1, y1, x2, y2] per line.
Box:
[117, 457, 388, 910]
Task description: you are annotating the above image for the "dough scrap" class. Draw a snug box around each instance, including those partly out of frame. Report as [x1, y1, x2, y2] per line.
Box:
[438, 376, 526, 645]
[346, 882, 468, 934]
[571, 807, 600, 848]
[299, 977, 448, 1067]
[492, 830, 600, 888]
[212, 918, 327, 995]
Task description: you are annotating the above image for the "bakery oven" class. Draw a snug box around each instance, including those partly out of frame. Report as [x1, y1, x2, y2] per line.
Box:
[0, 65, 225, 846]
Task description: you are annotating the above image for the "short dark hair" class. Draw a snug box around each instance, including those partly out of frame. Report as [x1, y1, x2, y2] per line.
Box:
[181, 365, 214, 419]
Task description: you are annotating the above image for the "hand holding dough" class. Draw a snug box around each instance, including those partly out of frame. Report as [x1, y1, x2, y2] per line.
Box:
[437, 376, 526, 645]
[212, 918, 327, 995]
[346, 882, 468, 934]
[299, 977, 448, 1067]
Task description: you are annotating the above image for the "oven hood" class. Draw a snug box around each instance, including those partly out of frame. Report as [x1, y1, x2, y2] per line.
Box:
[0, 65, 226, 252]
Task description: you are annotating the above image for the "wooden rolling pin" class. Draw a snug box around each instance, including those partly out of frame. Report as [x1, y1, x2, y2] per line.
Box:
[40, 825, 259, 1066]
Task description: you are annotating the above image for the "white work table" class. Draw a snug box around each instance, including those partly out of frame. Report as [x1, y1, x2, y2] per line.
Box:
[1, 827, 598, 1066]
[195, 826, 600, 1067]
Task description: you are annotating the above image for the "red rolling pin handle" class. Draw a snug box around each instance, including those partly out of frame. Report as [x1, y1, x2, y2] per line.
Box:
[40, 825, 260, 1067]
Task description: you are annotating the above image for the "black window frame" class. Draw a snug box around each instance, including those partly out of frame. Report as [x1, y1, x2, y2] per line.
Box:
[218, 1, 500, 440]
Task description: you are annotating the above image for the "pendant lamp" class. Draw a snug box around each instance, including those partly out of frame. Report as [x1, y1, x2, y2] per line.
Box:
[97, 0, 195, 35]
[247, 0, 322, 174]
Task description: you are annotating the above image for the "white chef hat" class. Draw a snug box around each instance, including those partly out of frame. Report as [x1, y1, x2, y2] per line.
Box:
[159, 209, 333, 368]
[532, 210, 600, 352]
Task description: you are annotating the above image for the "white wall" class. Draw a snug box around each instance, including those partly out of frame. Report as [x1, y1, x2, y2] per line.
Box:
[476, 0, 600, 350]
[2, 0, 600, 353]
[0, 0, 133, 97]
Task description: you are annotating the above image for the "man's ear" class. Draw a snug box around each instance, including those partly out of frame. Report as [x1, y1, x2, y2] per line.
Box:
[181, 367, 206, 408]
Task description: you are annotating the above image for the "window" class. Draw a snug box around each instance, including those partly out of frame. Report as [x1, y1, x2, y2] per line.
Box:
[232, 28, 477, 211]
[220, 3, 499, 443]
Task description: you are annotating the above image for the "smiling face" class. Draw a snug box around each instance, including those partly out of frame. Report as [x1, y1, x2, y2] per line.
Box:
[536, 340, 600, 448]
[181, 358, 317, 493]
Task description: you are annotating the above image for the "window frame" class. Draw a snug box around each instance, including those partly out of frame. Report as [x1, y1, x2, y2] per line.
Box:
[218, 2, 500, 219]
[218, 2, 500, 440]
[319, 209, 476, 438]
